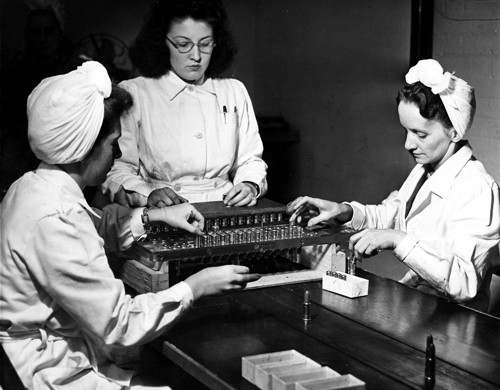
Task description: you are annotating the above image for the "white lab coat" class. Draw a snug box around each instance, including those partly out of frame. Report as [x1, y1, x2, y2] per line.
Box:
[103, 71, 268, 205]
[346, 143, 500, 310]
[0, 163, 193, 389]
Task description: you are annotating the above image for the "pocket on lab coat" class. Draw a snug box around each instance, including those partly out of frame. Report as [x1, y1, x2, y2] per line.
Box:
[224, 112, 238, 128]
[219, 112, 238, 159]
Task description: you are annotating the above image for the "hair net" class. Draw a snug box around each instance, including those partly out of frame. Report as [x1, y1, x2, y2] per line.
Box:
[405, 59, 475, 140]
[27, 61, 112, 164]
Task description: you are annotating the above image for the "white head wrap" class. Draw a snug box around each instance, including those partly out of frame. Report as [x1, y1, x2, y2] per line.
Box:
[27, 61, 112, 164]
[405, 59, 475, 140]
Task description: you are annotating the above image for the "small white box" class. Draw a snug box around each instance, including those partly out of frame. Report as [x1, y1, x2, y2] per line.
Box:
[242, 350, 309, 386]
[295, 374, 366, 390]
[272, 366, 340, 390]
[255, 359, 321, 390]
[322, 272, 369, 298]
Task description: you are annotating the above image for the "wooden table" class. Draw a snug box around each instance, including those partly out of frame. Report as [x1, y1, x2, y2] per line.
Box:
[150, 269, 500, 389]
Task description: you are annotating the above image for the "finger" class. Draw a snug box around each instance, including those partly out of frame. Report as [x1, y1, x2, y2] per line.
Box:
[179, 195, 189, 203]
[156, 195, 174, 207]
[231, 265, 250, 274]
[164, 193, 181, 205]
[349, 230, 366, 244]
[241, 273, 262, 283]
[178, 221, 202, 235]
[285, 199, 299, 214]
[292, 197, 309, 211]
[247, 197, 258, 207]
[170, 196, 183, 205]
[353, 236, 371, 258]
[161, 189, 183, 205]
[307, 215, 325, 228]
[289, 204, 306, 223]
[223, 185, 243, 204]
[146, 197, 155, 208]
[223, 191, 236, 204]
[226, 191, 247, 207]
[191, 221, 204, 234]
[349, 231, 365, 251]
[296, 213, 310, 227]
[353, 245, 363, 260]
[190, 208, 205, 229]
[231, 192, 254, 207]
[192, 227, 204, 235]
[365, 241, 381, 255]
[297, 196, 322, 211]
[156, 200, 167, 208]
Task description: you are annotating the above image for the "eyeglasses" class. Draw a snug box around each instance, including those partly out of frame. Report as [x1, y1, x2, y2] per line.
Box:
[166, 37, 215, 54]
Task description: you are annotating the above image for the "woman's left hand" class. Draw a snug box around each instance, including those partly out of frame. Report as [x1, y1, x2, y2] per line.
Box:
[349, 229, 406, 259]
[223, 183, 258, 207]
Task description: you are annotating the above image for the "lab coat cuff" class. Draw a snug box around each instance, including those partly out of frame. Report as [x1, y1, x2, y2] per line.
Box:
[126, 182, 154, 199]
[243, 181, 261, 197]
[343, 202, 365, 230]
[157, 281, 194, 310]
[394, 233, 419, 261]
[130, 207, 147, 239]
[238, 177, 265, 197]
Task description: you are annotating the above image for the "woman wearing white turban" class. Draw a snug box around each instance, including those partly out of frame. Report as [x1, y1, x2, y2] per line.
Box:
[287, 59, 500, 312]
[0, 61, 259, 389]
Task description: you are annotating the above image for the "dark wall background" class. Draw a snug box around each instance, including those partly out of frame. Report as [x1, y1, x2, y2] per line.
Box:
[1, 0, 412, 205]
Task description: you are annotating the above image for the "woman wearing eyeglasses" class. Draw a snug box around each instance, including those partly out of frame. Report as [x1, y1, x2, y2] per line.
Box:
[103, 0, 268, 208]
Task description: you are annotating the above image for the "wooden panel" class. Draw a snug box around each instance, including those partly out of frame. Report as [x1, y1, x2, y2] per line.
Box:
[108, 254, 170, 293]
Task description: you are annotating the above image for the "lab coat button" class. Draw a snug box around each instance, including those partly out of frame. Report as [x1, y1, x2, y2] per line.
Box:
[195, 132, 203, 139]
[187, 85, 194, 92]
[193, 177, 199, 181]
[214, 182, 218, 188]
[174, 184, 181, 191]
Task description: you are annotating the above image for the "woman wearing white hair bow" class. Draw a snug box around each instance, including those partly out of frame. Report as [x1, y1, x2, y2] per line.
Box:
[0, 61, 260, 389]
[288, 59, 500, 312]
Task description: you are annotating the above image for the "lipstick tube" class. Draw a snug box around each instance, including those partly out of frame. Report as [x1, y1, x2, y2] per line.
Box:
[303, 290, 311, 323]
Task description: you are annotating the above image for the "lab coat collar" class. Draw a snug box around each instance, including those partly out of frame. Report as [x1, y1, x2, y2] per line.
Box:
[422, 141, 473, 199]
[35, 162, 101, 219]
[163, 71, 216, 100]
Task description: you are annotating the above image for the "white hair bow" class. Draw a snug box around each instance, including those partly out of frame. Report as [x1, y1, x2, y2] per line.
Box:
[405, 59, 475, 140]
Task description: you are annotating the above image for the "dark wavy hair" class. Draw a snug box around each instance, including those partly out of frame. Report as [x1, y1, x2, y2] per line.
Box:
[129, 0, 237, 78]
[94, 84, 134, 145]
[396, 82, 454, 129]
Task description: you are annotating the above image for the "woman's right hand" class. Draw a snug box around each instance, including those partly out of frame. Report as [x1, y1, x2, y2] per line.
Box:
[185, 265, 261, 300]
[287, 196, 353, 228]
[147, 187, 188, 208]
[148, 203, 204, 234]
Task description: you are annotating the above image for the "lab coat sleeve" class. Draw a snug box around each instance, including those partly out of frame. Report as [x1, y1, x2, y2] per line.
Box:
[229, 80, 268, 196]
[103, 82, 152, 206]
[27, 207, 193, 347]
[394, 181, 500, 302]
[345, 190, 402, 230]
[88, 203, 145, 253]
